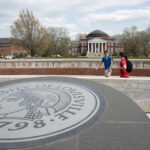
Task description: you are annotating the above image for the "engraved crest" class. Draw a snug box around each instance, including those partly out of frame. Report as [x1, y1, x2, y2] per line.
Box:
[0, 87, 71, 121]
[0, 81, 101, 147]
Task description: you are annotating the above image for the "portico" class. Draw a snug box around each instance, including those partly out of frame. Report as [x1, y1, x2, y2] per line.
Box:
[87, 42, 106, 54]
[87, 38, 112, 57]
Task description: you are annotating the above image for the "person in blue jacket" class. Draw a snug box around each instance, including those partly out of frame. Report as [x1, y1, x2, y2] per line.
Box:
[96, 50, 113, 77]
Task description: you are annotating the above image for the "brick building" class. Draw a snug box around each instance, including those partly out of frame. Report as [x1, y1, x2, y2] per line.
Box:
[70, 30, 124, 57]
[0, 38, 28, 57]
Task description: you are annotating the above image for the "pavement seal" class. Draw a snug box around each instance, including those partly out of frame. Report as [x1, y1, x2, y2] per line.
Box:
[0, 77, 105, 149]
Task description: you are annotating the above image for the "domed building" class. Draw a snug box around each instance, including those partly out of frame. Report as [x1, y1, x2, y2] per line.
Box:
[86, 30, 109, 38]
[70, 29, 124, 57]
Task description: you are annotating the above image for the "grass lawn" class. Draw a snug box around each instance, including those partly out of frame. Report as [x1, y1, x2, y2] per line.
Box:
[34, 56, 150, 59]
[34, 56, 89, 59]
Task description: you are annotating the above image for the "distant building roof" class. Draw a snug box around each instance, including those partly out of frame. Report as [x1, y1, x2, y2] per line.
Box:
[86, 30, 109, 38]
[0, 38, 10, 44]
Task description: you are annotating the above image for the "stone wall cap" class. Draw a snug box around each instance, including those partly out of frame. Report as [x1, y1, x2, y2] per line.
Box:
[0, 75, 150, 80]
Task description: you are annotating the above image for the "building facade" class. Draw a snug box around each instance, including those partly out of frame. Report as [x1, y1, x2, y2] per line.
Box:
[70, 30, 124, 57]
[0, 38, 28, 57]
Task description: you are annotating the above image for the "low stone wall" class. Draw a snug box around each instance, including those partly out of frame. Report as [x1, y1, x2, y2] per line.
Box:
[90, 78, 150, 113]
[0, 59, 149, 76]
[0, 59, 150, 68]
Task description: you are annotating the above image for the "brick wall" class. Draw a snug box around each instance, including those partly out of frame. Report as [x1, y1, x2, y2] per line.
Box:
[0, 45, 28, 56]
[0, 68, 149, 76]
[0, 45, 11, 56]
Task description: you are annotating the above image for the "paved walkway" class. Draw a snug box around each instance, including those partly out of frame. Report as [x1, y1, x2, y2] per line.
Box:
[0, 77, 150, 150]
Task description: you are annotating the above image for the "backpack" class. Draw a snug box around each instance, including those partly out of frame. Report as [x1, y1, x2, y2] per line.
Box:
[126, 59, 133, 73]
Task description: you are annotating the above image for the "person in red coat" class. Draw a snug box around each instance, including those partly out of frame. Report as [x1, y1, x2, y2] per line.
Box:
[119, 52, 129, 78]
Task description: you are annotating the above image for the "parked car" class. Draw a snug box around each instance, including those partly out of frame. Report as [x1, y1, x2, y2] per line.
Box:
[53, 54, 61, 57]
[26, 55, 32, 58]
[5, 55, 16, 59]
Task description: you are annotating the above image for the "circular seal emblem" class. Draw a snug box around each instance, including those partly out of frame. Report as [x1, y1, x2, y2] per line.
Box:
[0, 80, 104, 148]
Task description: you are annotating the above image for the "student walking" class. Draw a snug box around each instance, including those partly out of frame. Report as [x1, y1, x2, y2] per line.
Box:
[96, 50, 113, 77]
[119, 52, 129, 78]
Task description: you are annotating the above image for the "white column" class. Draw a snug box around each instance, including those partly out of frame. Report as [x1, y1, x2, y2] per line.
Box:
[108, 42, 110, 52]
[91, 43, 93, 53]
[99, 43, 102, 53]
[94, 43, 96, 53]
[93, 43, 95, 53]
[92, 43, 94, 53]
[98, 43, 100, 53]
[101, 43, 103, 53]
[87, 43, 90, 54]
[105, 42, 107, 50]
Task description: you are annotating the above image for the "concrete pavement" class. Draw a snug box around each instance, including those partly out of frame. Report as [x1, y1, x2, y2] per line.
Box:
[0, 77, 150, 150]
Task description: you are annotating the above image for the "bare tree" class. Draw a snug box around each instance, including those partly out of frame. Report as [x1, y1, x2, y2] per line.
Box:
[120, 26, 140, 56]
[146, 26, 150, 40]
[137, 31, 149, 55]
[47, 27, 70, 56]
[119, 26, 150, 56]
[10, 9, 49, 56]
[146, 26, 150, 54]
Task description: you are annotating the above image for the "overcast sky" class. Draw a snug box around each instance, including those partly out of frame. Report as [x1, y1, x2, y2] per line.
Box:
[0, 0, 150, 39]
